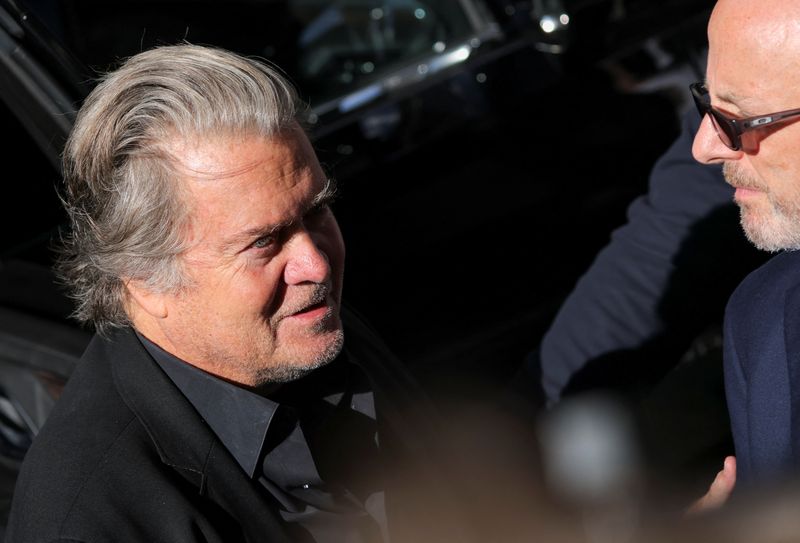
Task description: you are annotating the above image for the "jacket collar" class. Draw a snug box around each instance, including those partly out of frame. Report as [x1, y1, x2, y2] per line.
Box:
[96, 327, 292, 542]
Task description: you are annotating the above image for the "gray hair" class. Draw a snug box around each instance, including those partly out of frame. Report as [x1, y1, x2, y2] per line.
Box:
[58, 43, 303, 334]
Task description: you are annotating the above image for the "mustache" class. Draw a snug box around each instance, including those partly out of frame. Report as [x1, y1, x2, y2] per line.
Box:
[723, 162, 765, 191]
[279, 283, 331, 318]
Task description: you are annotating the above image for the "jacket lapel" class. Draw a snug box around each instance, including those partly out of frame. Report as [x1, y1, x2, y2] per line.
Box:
[106, 328, 292, 542]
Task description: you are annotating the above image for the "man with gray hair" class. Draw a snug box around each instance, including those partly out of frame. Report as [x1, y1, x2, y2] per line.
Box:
[4, 43, 458, 542]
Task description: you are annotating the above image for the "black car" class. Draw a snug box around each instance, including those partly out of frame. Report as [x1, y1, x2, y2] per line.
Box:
[0, 0, 715, 530]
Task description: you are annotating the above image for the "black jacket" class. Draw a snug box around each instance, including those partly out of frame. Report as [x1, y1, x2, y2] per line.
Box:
[6, 306, 467, 543]
[723, 250, 800, 487]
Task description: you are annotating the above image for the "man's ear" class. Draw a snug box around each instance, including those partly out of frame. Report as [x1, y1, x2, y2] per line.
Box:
[125, 280, 169, 319]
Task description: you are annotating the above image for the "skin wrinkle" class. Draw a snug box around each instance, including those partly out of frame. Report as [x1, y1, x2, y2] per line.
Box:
[218, 180, 337, 258]
[168, 131, 311, 264]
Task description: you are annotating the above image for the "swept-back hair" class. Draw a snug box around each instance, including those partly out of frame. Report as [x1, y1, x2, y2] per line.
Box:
[58, 43, 302, 333]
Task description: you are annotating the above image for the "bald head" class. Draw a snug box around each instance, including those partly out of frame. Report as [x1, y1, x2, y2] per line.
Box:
[707, 0, 800, 115]
[692, 0, 800, 252]
[710, 0, 800, 40]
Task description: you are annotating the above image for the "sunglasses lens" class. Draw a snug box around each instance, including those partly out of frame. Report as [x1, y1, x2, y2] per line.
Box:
[691, 86, 708, 117]
[690, 84, 740, 150]
[708, 112, 738, 149]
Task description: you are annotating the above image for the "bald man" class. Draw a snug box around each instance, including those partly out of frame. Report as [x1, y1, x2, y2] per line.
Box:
[691, 0, 800, 496]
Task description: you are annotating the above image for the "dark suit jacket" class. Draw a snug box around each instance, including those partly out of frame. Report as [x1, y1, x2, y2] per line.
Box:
[723, 250, 800, 488]
[5, 306, 465, 543]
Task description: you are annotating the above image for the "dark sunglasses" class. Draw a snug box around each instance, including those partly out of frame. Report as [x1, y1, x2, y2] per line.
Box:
[690, 82, 800, 151]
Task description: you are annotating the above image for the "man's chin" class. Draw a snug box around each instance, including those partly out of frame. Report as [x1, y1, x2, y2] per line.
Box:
[741, 209, 800, 252]
[257, 329, 345, 385]
[258, 364, 320, 385]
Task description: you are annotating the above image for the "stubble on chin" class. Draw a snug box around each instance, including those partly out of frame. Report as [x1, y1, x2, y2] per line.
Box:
[247, 305, 345, 386]
[723, 162, 800, 252]
[252, 328, 345, 385]
[249, 283, 345, 385]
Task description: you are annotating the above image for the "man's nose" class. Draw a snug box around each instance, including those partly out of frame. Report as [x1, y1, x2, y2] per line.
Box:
[284, 229, 330, 285]
[692, 114, 743, 164]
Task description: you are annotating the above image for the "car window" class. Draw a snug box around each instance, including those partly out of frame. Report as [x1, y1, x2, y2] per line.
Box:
[23, 0, 488, 106]
[0, 97, 64, 265]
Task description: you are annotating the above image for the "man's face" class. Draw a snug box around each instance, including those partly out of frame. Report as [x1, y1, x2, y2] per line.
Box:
[150, 128, 345, 386]
[692, 0, 800, 251]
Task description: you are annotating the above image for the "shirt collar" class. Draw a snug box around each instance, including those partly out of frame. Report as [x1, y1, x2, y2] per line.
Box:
[137, 333, 277, 478]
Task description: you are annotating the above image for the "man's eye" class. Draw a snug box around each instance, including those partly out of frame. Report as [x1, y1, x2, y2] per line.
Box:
[252, 235, 276, 249]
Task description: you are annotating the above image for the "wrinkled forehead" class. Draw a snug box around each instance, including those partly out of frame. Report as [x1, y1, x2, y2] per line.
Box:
[163, 127, 319, 191]
[159, 127, 328, 248]
[158, 126, 326, 226]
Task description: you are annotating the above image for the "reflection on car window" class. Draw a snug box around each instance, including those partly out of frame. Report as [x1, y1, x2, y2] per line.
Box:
[290, 1, 473, 102]
[22, 0, 479, 106]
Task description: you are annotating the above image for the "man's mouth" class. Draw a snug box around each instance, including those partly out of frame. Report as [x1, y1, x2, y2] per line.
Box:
[723, 162, 766, 194]
[284, 287, 333, 320]
[294, 299, 328, 316]
[734, 186, 763, 199]
[726, 179, 765, 192]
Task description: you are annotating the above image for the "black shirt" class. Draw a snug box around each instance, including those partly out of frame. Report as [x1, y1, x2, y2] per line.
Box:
[138, 334, 388, 543]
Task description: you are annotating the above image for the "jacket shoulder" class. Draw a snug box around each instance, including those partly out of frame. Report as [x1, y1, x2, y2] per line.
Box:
[6, 334, 141, 542]
[5, 331, 238, 543]
[726, 251, 800, 326]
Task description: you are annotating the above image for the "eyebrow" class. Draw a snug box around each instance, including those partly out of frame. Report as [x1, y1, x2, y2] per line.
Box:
[223, 178, 339, 253]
